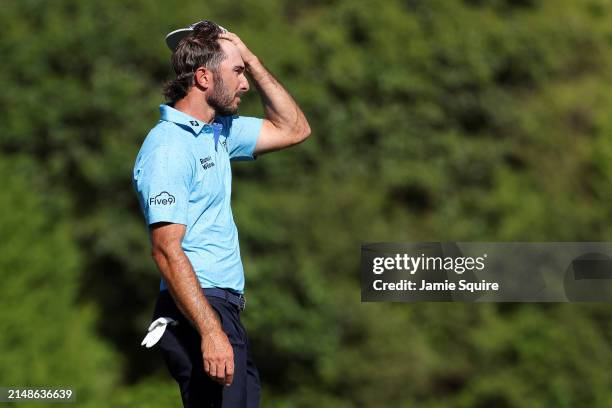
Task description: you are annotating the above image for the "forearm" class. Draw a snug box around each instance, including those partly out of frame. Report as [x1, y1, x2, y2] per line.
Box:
[247, 58, 309, 135]
[153, 248, 221, 337]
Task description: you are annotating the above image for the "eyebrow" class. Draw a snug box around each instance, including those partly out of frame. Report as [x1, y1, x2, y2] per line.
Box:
[233, 65, 245, 73]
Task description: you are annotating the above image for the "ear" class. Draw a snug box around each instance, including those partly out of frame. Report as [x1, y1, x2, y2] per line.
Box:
[194, 66, 211, 90]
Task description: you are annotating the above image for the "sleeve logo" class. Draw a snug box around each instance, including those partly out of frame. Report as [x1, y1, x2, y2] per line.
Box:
[149, 191, 176, 206]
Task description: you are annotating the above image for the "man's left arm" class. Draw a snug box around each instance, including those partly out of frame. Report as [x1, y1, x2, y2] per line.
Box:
[220, 32, 311, 155]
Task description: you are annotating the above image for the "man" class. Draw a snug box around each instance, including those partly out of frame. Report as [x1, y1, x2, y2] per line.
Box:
[132, 20, 310, 407]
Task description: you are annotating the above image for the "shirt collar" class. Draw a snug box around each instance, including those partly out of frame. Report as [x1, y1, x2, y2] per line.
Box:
[159, 104, 221, 136]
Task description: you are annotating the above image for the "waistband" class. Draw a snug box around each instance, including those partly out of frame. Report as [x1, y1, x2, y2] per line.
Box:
[203, 287, 246, 311]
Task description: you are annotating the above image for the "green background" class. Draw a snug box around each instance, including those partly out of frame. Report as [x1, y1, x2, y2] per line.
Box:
[2, 0, 612, 406]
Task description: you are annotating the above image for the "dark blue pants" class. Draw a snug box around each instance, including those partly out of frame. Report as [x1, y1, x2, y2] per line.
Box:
[152, 289, 261, 407]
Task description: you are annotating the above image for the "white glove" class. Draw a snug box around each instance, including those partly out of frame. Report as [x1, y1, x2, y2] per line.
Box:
[141, 317, 178, 348]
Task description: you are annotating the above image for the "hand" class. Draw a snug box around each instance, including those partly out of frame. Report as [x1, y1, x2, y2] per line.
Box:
[201, 329, 234, 386]
[218, 32, 258, 67]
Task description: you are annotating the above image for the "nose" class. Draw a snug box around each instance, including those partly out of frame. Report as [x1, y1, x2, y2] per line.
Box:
[240, 74, 249, 93]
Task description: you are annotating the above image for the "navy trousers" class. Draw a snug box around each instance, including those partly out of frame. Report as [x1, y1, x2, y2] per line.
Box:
[152, 289, 261, 407]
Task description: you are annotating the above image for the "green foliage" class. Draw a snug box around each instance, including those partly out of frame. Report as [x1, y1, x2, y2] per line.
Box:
[110, 379, 179, 407]
[2, 0, 612, 406]
[0, 156, 117, 406]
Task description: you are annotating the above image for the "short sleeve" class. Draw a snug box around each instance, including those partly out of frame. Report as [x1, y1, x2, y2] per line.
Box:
[133, 145, 193, 226]
[218, 115, 263, 161]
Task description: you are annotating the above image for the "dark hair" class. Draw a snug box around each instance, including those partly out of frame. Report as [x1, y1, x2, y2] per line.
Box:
[163, 21, 226, 104]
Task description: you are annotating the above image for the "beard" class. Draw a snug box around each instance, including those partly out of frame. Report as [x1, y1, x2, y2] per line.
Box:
[207, 72, 240, 116]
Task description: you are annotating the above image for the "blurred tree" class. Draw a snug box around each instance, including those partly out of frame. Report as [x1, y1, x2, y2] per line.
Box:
[0, 156, 118, 406]
[2, 0, 612, 406]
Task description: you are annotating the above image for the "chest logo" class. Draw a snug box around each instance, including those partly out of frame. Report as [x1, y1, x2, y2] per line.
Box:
[200, 156, 215, 170]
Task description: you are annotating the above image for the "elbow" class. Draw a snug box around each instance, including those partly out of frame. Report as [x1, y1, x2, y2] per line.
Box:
[301, 120, 312, 141]
[151, 243, 176, 265]
[292, 118, 311, 145]
[151, 245, 178, 282]
[151, 241, 183, 265]
[151, 246, 166, 265]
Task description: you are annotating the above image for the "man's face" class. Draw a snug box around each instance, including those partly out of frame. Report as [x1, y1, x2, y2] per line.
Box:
[207, 40, 249, 116]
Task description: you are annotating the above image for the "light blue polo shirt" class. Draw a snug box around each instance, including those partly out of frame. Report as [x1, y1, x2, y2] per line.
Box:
[132, 104, 263, 294]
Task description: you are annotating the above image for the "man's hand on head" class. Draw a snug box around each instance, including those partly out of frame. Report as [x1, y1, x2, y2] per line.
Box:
[219, 32, 258, 67]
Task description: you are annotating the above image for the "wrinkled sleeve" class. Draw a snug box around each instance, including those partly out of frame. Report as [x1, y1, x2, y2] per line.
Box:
[220, 115, 263, 161]
[133, 145, 193, 226]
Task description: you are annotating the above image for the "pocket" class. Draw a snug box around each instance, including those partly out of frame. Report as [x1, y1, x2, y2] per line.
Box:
[207, 298, 246, 347]
[158, 324, 198, 383]
[152, 290, 184, 322]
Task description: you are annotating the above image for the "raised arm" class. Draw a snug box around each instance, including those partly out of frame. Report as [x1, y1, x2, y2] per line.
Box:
[150, 222, 234, 386]
[219, 32, 311, 155]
